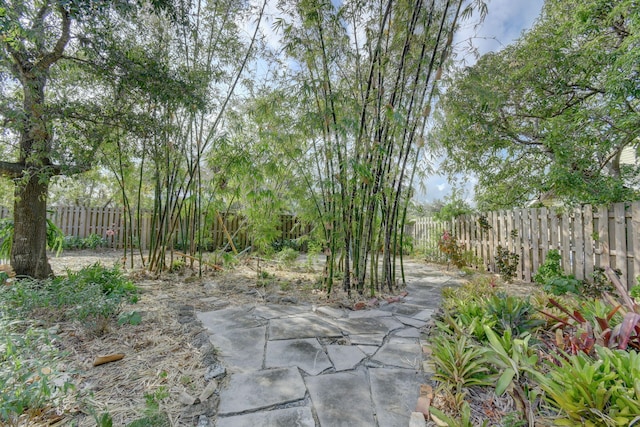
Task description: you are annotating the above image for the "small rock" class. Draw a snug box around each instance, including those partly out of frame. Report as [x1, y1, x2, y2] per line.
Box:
[197, 415, 210, 427]
[203, 282, 218, 291]
[353, 301, 366, 310]
[415, 395, 431, 418]
[204, 362, 226, 381]
[199, 380, 218, 401]
[409, 412, 427, 427]
[182, 396, 218, 419]
[281, 296, 298, 304]
[177, 391, 198, 406]
[265, 294, 280, 303]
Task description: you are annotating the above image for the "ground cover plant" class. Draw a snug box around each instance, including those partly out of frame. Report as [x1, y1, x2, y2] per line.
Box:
[0, 263, 138, 425]
[427, 267, 640, 426]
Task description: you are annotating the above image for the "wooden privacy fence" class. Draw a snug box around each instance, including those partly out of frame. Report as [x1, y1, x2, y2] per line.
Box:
[0, 206, 311, 251]
[408, 202, 640, 289]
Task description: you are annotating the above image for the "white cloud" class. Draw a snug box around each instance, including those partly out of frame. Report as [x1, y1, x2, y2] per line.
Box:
[455, 0, 545, 59]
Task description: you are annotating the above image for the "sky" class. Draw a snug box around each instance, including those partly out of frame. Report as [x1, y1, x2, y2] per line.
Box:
[418, 0, 546, 205]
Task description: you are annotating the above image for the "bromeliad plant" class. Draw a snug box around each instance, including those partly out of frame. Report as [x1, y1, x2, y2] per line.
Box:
[484, 292, 545, 337]
[539, 268, 640, 354]
[535, 346, 640, 427]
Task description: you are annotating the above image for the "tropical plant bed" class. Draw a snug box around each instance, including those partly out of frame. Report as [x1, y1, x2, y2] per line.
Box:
[423, 268, 640, 426]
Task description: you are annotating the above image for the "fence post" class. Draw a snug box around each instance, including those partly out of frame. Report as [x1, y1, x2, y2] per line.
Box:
[632, 201, 640, 287]
[613, 203, 628, 286]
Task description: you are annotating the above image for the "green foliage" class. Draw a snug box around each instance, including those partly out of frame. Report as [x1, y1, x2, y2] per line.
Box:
[275, 247, 299, 266]
[271, 238, 302, 252]
[495, 246, 519, 282]
[484, 293, 544, 337]
[433, 190, 473, 222]
[429, 401, 476, 427]
[544, 276, 582, 296]
[533, 250, 564, 284]
[63, 233, 108, 250]
[435, 0, 640, 208]
[118, 311, 142, 326]
[537, 346, 640, 426]
[482, 326, 538, 396]
[0, 317, 74, 424]
[170, 259, 186, 272]
[0, 218, 65, 260]
[630, 285, 640, 300]
[534, 250, 581, 295]
[582, 267, 617, 298]
[3, 264, 136, 326]
[430, 332, 493, 394]
[126, 386, 170, 427]
[0, 218, 11, 260]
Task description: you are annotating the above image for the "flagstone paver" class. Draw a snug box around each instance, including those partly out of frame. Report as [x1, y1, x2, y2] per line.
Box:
[196, 260, 455, 426]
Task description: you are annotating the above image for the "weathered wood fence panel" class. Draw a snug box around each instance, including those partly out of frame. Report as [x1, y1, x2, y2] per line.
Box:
[0, 206, 310, 252]
[409, 202, 640, 289]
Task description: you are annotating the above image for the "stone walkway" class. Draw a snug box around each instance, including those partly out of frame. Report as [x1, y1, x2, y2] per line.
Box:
[197, 261, 462, 427]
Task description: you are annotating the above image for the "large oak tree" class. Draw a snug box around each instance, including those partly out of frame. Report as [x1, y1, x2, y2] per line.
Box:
[0, 0, 183, 277]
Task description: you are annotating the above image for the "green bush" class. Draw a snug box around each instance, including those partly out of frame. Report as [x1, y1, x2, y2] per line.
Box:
[533, 250, 564, 284]
[495, 245, 519, 282]
[62, 233, 108, 250]
[430, 333, 493, 394]
[3, 263, 137, 324]
[484, 292, 544, 337]
[533, 250, 581, 295]
[275, 247, 299, 265]
[582, 267, 617, 298]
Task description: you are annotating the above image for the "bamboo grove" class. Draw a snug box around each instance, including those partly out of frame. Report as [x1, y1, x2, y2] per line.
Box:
[275, 0, 486, 295]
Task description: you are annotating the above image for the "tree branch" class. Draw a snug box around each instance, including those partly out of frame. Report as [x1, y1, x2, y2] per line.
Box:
[0, 161, 91, 179]
[0, 161, 26, 178]
[35, 5, 71, 70]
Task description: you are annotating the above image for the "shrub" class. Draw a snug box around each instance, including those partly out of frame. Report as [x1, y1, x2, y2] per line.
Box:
[438, 230, 466, 268]
[62, 233, 108, 250]
[4, 263, 137, 326]
[533, 250, 564, 285]
[275, 247, 299, 265]
[582, 267, 617, 298]
[495, 246, 519, 282]
[430, 333, 493, 394]
[533, 250, 581, 295]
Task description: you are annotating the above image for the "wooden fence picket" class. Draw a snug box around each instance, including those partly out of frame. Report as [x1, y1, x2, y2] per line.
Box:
[411, 202, 640, 289]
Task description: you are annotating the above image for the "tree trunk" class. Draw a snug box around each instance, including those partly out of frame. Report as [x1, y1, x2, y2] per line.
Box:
[11, 175, 53, 278]
[9, 69, 54, 279]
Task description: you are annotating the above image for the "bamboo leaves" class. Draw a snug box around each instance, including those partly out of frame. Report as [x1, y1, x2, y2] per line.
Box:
[270, 0, 485, 293]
